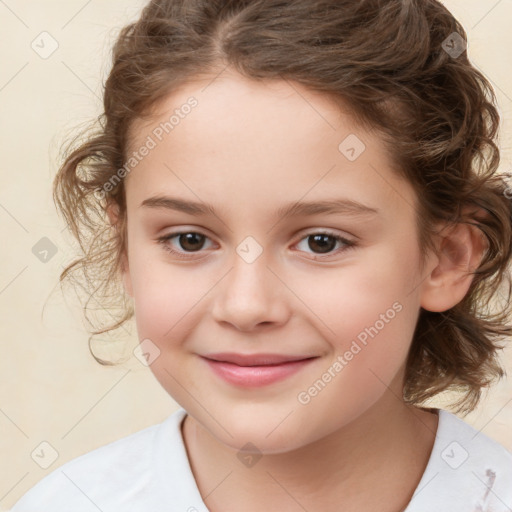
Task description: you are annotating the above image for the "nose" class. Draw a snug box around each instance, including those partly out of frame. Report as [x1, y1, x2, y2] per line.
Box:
[211, 252, 291, 332]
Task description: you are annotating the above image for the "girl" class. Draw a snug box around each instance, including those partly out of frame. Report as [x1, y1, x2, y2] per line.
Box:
[11, 0, 512, 511]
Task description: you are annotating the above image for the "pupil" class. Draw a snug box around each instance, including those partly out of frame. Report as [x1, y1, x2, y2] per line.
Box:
[309, 234, 335, 254]
[180, 233, 204, 251]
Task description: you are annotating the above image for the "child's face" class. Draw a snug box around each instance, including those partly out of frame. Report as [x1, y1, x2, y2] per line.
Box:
[122, 70, 436, 452]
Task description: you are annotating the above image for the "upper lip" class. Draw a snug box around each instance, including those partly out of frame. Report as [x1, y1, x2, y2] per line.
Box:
[202, 352, 318, 366]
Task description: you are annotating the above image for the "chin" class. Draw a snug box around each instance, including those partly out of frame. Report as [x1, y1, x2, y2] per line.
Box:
[196, 408, 308, 453]
[225, 429, 306, 455]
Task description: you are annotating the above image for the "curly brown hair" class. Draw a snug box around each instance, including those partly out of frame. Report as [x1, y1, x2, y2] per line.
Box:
[53, 0, 512, 415]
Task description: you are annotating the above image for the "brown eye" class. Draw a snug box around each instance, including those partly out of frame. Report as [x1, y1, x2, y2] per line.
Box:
[294, 231, 356, 259]
[176, 232, 206, 252]
[157, 231, 214, 259]
[307, 234, 337, 254]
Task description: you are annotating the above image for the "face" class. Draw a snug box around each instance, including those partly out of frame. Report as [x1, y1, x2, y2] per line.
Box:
[121, 70, 434, 453]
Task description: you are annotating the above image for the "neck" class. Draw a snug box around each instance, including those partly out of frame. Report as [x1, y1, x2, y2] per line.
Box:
[181, 392, 438, 512]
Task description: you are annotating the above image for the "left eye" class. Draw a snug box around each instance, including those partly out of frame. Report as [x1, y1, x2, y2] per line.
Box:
[294, 232, 356, 258]
[157, 230, 356, 259]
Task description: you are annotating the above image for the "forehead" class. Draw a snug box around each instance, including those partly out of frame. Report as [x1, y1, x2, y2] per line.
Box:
[128, 72, 350, 150]
[125, 72, 418, 223]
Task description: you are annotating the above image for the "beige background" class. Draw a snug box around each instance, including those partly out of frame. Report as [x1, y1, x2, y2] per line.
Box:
[1, 1, 511, 509]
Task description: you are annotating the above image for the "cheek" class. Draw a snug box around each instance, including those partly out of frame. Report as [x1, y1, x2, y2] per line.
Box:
[128, 258, 209, 403]
[292, 270, 419, 435]
[131, 266, 204, 340]
[127, 236, 202, 339]
[299, 240, 418, 315]
[292, 241, 421, 378]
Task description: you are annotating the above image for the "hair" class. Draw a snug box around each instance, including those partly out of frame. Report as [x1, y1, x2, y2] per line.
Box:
[53, 0, 512, 415]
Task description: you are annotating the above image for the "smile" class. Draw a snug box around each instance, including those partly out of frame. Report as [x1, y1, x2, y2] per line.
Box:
[200, 355, 319, 387]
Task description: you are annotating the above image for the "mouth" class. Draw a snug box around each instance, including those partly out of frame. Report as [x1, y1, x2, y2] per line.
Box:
[200, 353, 319, 387]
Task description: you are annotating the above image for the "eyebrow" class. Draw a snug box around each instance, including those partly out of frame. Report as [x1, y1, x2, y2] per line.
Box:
[140, 195, 379, 219]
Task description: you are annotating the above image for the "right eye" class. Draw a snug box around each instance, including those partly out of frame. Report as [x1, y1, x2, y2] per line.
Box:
[157, 231, 215, 259]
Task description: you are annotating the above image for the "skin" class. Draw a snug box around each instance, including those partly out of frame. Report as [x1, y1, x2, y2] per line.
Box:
[110, 69, 485, 512]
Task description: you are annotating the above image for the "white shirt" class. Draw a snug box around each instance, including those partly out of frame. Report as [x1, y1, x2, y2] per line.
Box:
[10, 407, 512, 512]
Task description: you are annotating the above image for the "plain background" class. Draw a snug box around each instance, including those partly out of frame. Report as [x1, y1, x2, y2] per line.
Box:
[1, 0, 511, 509]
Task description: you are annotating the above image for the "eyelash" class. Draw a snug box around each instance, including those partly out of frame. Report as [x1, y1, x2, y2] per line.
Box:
[157, 229, 357, 261]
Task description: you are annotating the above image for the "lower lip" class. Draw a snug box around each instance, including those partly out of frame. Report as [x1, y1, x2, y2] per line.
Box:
[202, 357, 317, 387]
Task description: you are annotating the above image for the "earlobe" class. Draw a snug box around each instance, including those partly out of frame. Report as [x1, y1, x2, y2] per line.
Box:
[106, 201, 120, 227]
[420, 221, 487, 312]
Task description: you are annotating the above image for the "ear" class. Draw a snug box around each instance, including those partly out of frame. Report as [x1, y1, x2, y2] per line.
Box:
[106, 202, 133, 298]
[420, 219, 487, 313]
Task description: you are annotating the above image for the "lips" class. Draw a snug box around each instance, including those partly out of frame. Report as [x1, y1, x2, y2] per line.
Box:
[202, 352, 317, 366]
[200, 352, 319, 387]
